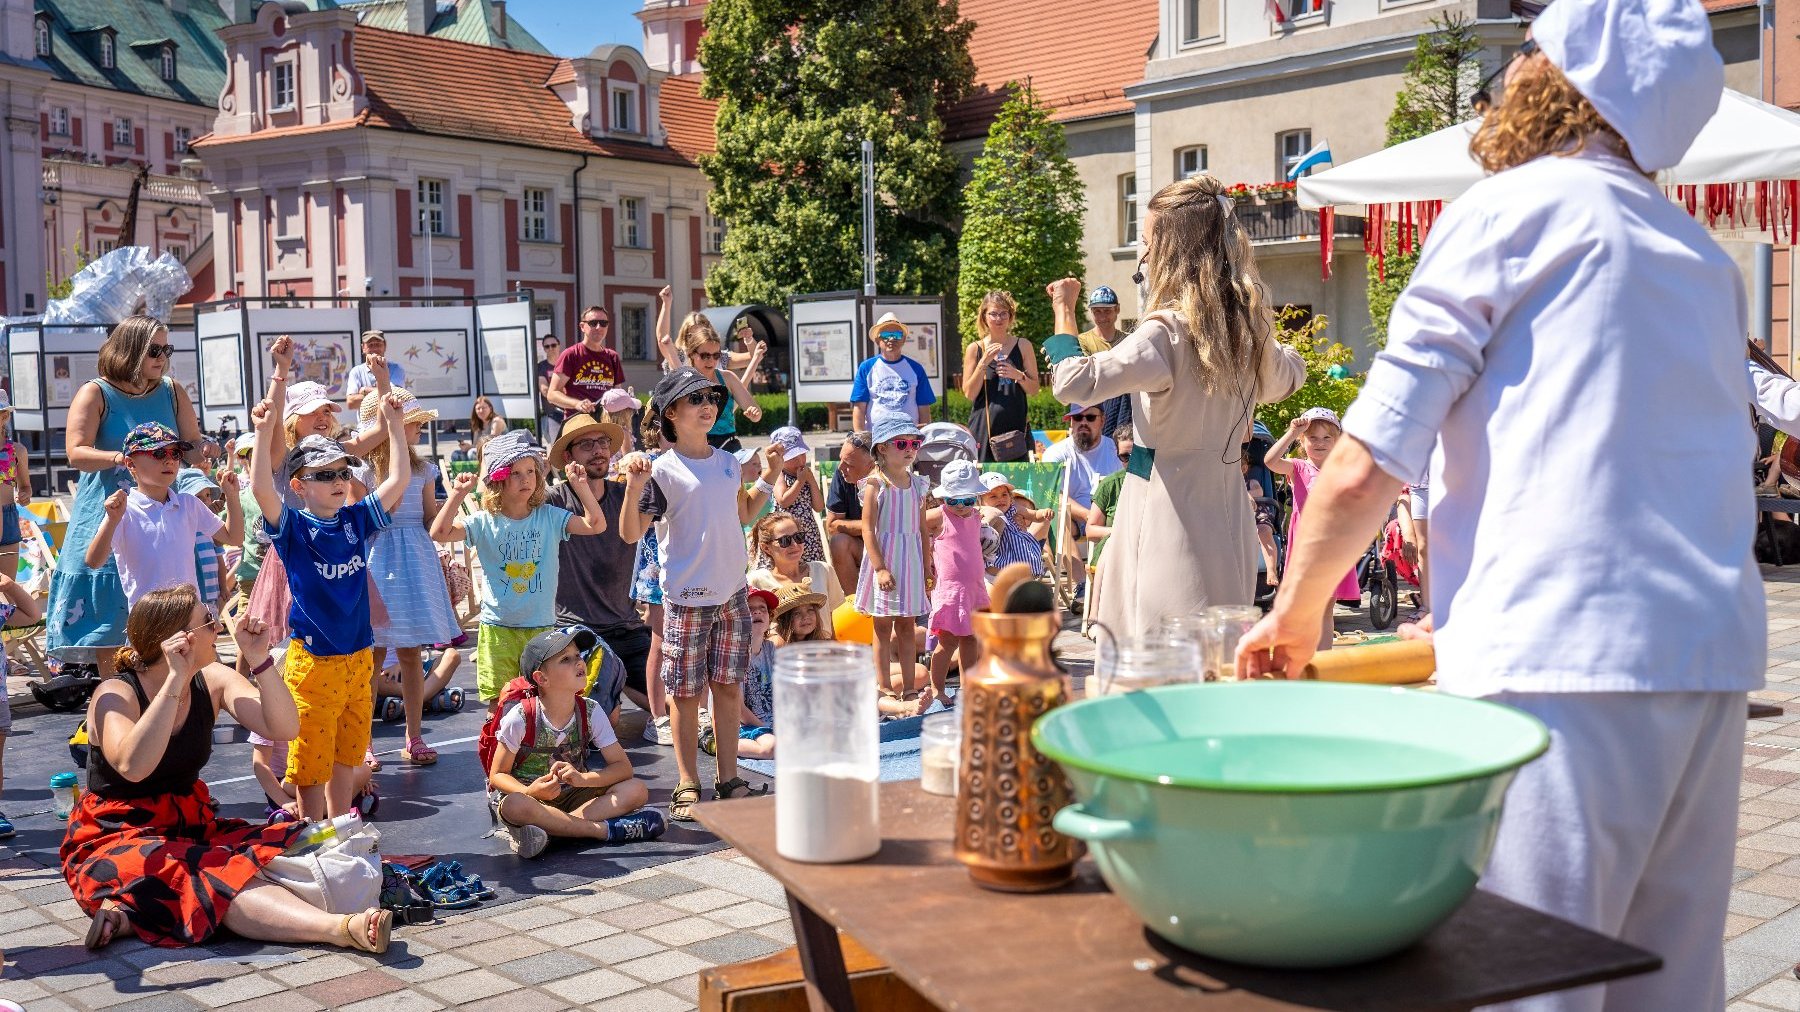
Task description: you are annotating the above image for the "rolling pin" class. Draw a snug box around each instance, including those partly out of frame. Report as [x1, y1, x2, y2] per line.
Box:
[1299, 640, 1437, 685]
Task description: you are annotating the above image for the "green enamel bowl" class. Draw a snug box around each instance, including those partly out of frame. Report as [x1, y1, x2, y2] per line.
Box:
[1033, 682, 1548, 968]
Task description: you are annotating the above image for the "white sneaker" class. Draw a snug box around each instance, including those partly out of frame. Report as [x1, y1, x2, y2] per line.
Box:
[506, 821, 548, 860]
[645, 715, 673, 746]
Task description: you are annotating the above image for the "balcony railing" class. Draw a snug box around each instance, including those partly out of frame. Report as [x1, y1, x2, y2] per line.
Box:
[1233, 198, 1366, 245]
[42, 158, 205, 207]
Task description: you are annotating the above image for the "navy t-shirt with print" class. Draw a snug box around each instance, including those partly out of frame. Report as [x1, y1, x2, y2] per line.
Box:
[270, 498, 391, 656]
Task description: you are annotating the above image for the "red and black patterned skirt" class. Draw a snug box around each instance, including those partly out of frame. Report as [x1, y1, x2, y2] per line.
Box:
[59, 779, 307, 947]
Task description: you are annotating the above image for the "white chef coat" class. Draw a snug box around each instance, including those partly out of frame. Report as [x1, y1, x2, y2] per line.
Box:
[1342, 146, 1765, 697]
[1748, 360, 1800, 433]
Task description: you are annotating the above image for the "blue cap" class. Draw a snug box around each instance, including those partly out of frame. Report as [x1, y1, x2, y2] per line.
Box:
[871, 415, 923, 447]
[1087, 286, 1119, 307]
[175, 467, 220, 498]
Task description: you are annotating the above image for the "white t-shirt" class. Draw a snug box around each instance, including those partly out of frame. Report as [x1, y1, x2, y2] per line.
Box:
[637, 447, 748, 607]
[1344, 147, 1763, 696]
[495, 696, 617, 754]
[113, 489, 224, 605]
[1042, 435, 1122, 510]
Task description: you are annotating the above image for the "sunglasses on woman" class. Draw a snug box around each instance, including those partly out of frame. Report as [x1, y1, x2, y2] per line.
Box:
[683, 390, 725, 407]
[145, 344, 174, 360]
[187, 611, 224, 634]
[945, 496, 979, 508]
[767, 532, 805, 549]
[300, 468, 356, 483]
[886, 437, 922, 452]
[692, 350, 723, 363]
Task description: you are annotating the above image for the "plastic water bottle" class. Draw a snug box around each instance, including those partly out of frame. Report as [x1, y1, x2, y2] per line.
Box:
[50, 771, 80, 819]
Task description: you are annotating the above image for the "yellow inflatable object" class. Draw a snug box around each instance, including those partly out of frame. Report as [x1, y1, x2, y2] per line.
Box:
[833, 600, 874, 645]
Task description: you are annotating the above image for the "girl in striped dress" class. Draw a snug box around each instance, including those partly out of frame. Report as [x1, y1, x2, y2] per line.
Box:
[980, 472, 1049, 577]
[855, 418, 933, 699]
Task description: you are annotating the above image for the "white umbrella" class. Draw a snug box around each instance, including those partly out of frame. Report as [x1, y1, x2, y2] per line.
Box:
[1298, 89, 1800, 210]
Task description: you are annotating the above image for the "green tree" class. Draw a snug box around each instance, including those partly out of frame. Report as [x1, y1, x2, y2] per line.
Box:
[1367, 14, 1482, 347]
[697, 0, 974, 307]
[1259, 308, 1362, 434]
[956, 83, 1087, 350]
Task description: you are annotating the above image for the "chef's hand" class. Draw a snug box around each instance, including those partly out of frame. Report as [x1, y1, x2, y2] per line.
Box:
[1234, 607, 1324, 680]
[1398, 613, 1435, 643]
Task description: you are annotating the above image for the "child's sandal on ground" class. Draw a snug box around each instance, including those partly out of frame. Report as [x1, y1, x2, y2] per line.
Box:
[671, 782, 703, 821]
[84, 901, 126, 950]
[404, 736, 438, 765]
[342, 908, 393, 953]
[714, 777, 769, 801]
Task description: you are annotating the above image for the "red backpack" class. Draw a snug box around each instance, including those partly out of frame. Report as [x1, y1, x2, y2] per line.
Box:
[476, 676, 592, 780]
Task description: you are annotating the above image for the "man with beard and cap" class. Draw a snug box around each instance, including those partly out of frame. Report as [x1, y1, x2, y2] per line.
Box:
[1238, 0, 1760, 1006]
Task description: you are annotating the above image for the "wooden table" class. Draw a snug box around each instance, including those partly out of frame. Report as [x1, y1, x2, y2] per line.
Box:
[697, 781, 1660, 1011]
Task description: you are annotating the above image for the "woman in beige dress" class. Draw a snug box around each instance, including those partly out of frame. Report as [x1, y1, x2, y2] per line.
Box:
[1047, 175, 1304, 640]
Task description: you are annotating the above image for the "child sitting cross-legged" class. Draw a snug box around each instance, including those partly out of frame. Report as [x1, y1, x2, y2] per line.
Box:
[487, 627, 666, 859]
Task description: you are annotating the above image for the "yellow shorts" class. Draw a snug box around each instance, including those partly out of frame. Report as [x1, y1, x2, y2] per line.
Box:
[477, 624, 550, 703]
[283, 641, 374, 787]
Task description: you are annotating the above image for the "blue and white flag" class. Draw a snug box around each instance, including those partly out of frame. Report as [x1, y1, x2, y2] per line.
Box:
[1286, 140, 1333, 180]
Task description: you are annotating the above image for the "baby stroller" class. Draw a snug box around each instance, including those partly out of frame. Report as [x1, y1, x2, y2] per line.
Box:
[1357, 517, 1424, 630]
[1244, 423, 1285, 606]
[916, 422, 979, 486]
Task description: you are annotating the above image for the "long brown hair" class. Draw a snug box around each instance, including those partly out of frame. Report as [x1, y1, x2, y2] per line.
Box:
[749, 512, 801, 571]
[114, 584, 201, 673]
[676, 312, 723, 361]
[1142, 175, 1274, 394]
[1470, 54, 1634, 176]
[469, 396, 503, 433]
[97, 316, 168, 388]
[776, 603, 832, 644]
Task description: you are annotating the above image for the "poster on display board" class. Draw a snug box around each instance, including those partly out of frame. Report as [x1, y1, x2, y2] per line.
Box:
[369, 304, 483, 416]
[196, 306, 248, 431]
[475, 298, 538, 425]
[241, 308, 361, 401]
[786, 294, 863, 405]
[4, 324, 196, 432]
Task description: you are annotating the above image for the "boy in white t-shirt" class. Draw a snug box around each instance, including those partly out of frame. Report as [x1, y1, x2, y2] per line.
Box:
[486, 627, 666, 859]
[621, 367, 779, 822]
[85, 423, 243, 604]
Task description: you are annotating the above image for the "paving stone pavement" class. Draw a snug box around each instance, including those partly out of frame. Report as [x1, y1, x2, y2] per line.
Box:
[8, 571, 1800, 1009]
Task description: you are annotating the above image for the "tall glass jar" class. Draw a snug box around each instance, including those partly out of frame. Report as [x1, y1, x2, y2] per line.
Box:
[775, 641, 881, 863]
[1207, 605, 1264, 683]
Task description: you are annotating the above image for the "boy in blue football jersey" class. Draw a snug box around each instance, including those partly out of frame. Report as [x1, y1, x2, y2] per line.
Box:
[250, 390, 411, 820]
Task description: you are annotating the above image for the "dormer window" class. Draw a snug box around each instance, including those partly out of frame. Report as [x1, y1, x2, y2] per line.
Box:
[160, 45, 175, 81]
[99, 32, 113, 69]
[34, 17, 49, 58]
[609, 83, 639, 135]
[270, 57, 296, 113]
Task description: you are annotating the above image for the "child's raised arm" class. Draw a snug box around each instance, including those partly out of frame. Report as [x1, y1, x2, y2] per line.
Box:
[738, 444, 780, 525]
[654, 286, 680, 372]
[1264, 416, 1307, 477]
[372, 393, 412, 514]
[564, 463, 609, 536]
[84, 489, 126, 569]
[215, 469, 244, 548]
[248, 399, 285, 524]
[720, 369, 762, 426]
[342, 356, 394, 457]
[430, 472, 475, 543]
[618, 454, 655, 544]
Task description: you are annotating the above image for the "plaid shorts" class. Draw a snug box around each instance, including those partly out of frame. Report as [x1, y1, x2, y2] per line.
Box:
[660, 588, 753, 699]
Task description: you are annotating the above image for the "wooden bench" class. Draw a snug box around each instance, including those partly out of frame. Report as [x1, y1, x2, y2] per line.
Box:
[699, 933, 932, 1012]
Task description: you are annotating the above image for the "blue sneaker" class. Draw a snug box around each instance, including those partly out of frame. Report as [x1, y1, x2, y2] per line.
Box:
[0, 811, 14, 839]
[604, 809, 667, 844]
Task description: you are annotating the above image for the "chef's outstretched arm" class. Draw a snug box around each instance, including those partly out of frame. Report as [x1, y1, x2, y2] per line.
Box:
[1750, 360, 1800, 434]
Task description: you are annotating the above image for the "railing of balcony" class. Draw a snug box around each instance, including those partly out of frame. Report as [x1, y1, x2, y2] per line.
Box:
[1233, 198, 1367, 244]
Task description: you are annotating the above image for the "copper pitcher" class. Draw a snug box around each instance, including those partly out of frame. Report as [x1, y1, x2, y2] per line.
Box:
[954, 609, 1083, 892]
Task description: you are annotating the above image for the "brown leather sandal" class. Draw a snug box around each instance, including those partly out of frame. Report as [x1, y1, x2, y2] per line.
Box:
[342, 908, 393, 954]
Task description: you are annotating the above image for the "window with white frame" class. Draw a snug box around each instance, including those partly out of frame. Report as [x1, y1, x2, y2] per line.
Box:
[618, 196, 644, 248]
[1277, 129, 1313, 180]
[99, 33, 113, 69]
[610, 84, 638, 134]
[95, 237, 118, 255]
[1118, 174, 1139, 248]
[174, 125, 191, 152]
[703, 211, 725, 254]
[270, 58, 296, 113]
[1180, 0, 1221, 45]
[620, 304, 650, 360]
[160, 45, 175, 81]
[34, 18, 49, 57]
[112, 117, 132, 148]
[165, 243, 186, 262]
[48, 107, 68, 137]
[522, 187, 550, 241]
[417, 178, 447, 235]
[1176, 145, 1208, 179]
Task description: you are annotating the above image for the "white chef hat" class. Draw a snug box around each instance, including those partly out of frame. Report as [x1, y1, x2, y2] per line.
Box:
[1532, 0, 1723, 173]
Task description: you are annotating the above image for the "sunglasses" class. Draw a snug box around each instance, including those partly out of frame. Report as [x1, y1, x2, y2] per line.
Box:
[768, 532, 805, 549]
[129, 446, 185, 461]
[1071, 413, 1102, 423]
[945, 496, 979, 508]
[300, 467, 356, 483]
[187, 611, 224, 634]
[877, 330, 906, 342]
[569, 436, 612, 455]
[146, 344, 174, 360]
[885, 437, 922, 452]
[692, 350, 723, 362]
[683, 390, 725, 408]
[1472, 38, 1538, 110]
[582, 318, 611, 329]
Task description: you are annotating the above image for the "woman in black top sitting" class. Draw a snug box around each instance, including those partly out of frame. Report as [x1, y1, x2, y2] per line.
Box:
[61, 585, 393, 953]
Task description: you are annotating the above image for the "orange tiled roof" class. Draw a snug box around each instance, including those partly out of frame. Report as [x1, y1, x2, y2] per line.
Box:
[199, 26, 700, 165]
[944, 0, 1159, 142]
[659, 74, 718, 163]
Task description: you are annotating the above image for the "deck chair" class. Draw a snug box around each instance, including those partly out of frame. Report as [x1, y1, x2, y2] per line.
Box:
[5, 509, 61, 676]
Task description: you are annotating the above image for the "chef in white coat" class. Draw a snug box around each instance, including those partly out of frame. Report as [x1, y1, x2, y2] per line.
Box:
[1238, 0, 1762, 1007]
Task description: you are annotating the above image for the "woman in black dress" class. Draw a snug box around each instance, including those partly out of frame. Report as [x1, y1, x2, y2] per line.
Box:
[961, 291, 1040, 463]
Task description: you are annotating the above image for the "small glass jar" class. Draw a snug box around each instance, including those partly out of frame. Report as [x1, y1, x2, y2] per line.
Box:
[1096, 634, 1200, 696]
[1161, 612, 1223, 680]
[920, 710, 961, 796]
[1207, 605, 1264, 683]
[775, 641, 881, 863]
[50, 771, 80, 819]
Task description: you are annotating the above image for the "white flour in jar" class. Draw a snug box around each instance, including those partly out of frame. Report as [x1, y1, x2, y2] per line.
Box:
[777, 764, 880, 863]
